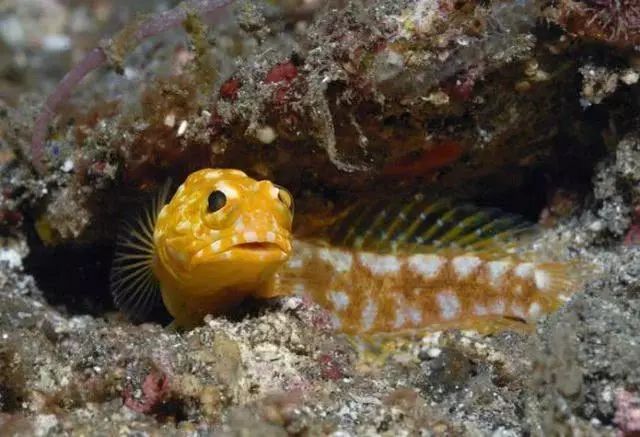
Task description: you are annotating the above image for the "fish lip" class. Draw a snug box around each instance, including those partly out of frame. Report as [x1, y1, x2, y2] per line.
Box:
[228, 231, 292, 254]
[223, 239, 290, 258]
[229, 242, 283, 251]
[221, 241, 290, 262]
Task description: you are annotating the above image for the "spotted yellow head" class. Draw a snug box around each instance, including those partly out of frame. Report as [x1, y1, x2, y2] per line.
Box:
[110, 168, 294, 328]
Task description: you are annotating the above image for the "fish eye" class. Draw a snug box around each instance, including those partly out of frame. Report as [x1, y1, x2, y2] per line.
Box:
[277, 188, 294, 213]
[207, 190, 227, 213]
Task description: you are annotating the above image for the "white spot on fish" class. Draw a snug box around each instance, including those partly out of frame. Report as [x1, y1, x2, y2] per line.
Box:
[486, 261, 512, 287]
[359, 253, 401, 275]
[489, 299, 505, 314]
[204, 170, 221, 180]
[361, 300, 378, 331]
[318, 248, 353, 272]
[243, 231, 258, 242]
[406, 307, 423, 325]
[393, 306, 406, 329]
[407, 254, 445, 279]
[217, 181, 239, 199]
[528, 302, 542, 318]
[266, 231, 276, 242]
[234, 217, 245, 232]
[534, 269, 552, 291]
[211, 241, 222, 252]
[176, 220, 191, 233]
[474, 304, 488, 316]
[452, 255, 482, 279]
[511, 303, 526, 319]
[514, 262, 534, 279]
[330, 291, 350, 311]
[436, 290, 460, 320]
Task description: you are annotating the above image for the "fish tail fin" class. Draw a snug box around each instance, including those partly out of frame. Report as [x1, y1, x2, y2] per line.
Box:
[531, 259, 598, 313]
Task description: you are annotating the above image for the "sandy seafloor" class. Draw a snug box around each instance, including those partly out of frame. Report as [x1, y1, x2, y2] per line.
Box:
[0, 0, 640, 435]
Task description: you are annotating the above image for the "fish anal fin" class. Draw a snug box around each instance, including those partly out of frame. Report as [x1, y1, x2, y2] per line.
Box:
[343, 316, 535, 368]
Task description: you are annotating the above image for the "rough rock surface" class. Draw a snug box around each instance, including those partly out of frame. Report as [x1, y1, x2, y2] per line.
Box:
[1, 0, 639, 435]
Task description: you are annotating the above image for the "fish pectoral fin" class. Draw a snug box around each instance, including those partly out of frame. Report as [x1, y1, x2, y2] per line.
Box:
[110, 180, 172, 322]
[253, 280, 290, 299]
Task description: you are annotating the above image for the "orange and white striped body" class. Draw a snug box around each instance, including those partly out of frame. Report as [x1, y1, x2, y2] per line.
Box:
[281, 240, 577, 336]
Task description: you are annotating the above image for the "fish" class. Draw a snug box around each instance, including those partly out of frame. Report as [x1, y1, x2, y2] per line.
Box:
[110, 168, 294, 328]
[112, 169, 586, 338]
[277, 195, 586, 338]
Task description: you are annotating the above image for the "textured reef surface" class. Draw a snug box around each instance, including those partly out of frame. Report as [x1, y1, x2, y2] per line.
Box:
[1, 0, 640, 435]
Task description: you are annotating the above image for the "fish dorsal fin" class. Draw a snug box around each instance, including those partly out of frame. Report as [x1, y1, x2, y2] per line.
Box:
[110, 180, 172, 321]
[323, 194, 535, 255]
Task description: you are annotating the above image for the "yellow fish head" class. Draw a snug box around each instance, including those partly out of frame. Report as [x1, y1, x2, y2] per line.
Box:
[153, 169, 294, 294]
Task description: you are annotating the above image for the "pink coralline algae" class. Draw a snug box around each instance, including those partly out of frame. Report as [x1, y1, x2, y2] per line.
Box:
[220, 77, 241, 101]
[623, 207, 640, 246]
[317, 353, 344, 381]
[614, 389, 640, 437]
[123, 370, 170, 414]
[558, 0, 640, 48]
[264, 61, 299, 105]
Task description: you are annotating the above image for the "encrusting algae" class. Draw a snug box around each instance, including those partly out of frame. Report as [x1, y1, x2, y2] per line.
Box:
[111, 168, 588, 340]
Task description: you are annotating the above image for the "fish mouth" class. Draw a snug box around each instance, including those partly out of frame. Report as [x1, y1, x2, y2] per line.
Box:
[225, 241, 285, 253]
[233, 242, 282, 251]
[190, 231, 292, 266]
[224, 241, 289, 262]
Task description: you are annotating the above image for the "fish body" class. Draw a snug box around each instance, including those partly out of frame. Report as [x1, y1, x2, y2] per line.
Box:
[111, 168, 294, 328]
[281, 241, 574, 336]
[277, 194, 584, 337]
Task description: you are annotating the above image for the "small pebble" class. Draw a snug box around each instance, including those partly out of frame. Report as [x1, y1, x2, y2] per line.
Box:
[177, 120, 188, 137]
[256, 125, 277, 144]
[620, 70, 639, 86]
[61, 159, 74, 172]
